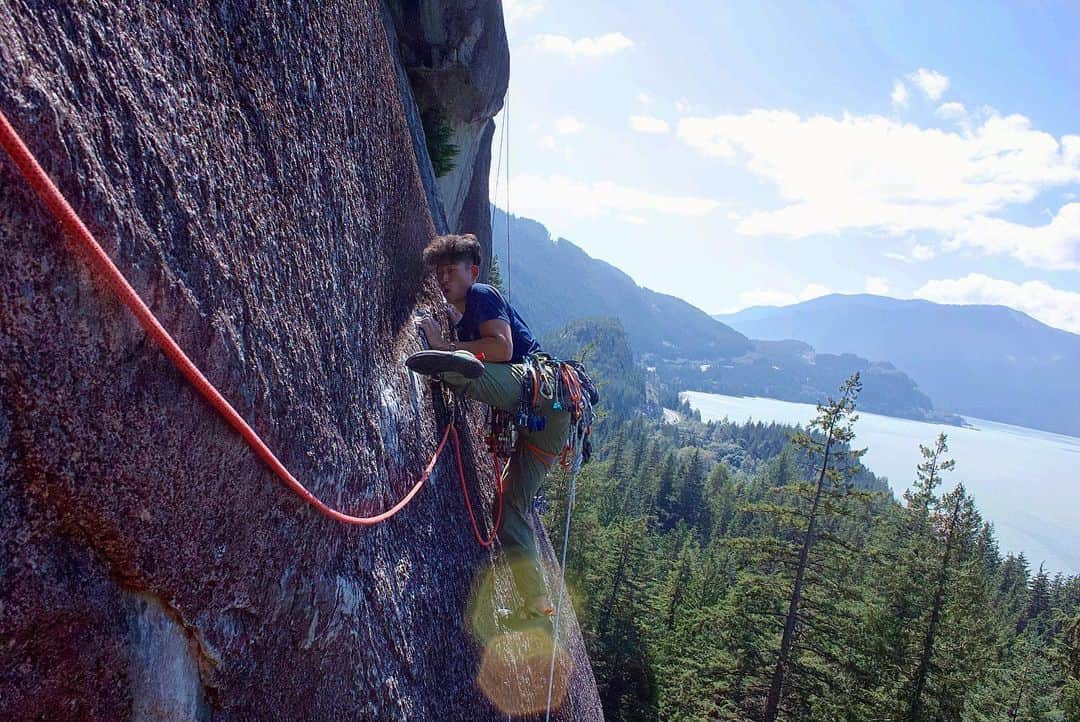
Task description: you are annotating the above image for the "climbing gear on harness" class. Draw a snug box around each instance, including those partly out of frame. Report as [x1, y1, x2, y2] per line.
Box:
[0, 107, 465, 528]
[516, 354, 550, 432]
[485, 408, 518, 459]
[514, 352, 598, 469]
[405, 349, 485, 379]
[564, 359, 600, 406]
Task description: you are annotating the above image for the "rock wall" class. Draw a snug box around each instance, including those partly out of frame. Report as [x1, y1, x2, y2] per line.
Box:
[386, 0, 509, 280]
[0, 2, 600, 720]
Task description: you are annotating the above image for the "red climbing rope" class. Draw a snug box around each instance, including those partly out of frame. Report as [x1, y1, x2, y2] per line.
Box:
[0, 107, 456, 526]
[524, 441, 560, 468]
[454, 425, 506, 547]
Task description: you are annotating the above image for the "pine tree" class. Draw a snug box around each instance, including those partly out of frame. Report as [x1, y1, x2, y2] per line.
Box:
[486, 254, 505, 293]
[655, 452, 679, 530]
[907, 435, 961, 722]
[672, 449, 708, 533]
[1059, 612, 1080, 719]
[1019, 564, 1053, 636]
[761, 372, 866, 722]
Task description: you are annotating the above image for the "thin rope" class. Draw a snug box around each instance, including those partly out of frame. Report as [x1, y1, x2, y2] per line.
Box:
[504, 88, 511, 304]
[488, 103, 506, 234]
[545, 447, 582, 721]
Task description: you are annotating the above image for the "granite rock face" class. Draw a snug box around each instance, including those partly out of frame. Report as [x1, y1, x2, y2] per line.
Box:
[0, 2, 600, 720]
[387, 0, 510, 280]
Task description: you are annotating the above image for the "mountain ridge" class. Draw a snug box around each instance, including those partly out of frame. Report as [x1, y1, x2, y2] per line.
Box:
[715, 293, 1078, 340]
[715, 293, 1080, 436]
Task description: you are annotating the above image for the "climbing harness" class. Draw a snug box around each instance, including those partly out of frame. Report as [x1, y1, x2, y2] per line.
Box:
[0, 107, 467, 527]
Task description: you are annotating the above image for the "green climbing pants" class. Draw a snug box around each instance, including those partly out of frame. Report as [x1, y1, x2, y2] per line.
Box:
[441, 360, 570, 603]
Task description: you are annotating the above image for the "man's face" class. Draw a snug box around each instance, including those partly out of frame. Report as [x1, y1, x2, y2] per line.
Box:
[435, 259, 478, 304]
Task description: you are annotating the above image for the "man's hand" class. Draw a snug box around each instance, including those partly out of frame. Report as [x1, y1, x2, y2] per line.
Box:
[419, 316, 448, 350]
[446, 303, 463, 326]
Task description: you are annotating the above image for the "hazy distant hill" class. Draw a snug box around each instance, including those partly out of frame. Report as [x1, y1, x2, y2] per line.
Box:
[492, 209, 752, 360]
[715, 294, 1080, 437]
[492, 209, 956, 425]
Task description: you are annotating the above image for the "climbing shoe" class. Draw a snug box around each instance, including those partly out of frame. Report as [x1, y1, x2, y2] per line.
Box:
[529, 595, 556, 617]
[496, 603, 555, 632]
[496, 596, 555, 622]
[405, 349, 484, 379]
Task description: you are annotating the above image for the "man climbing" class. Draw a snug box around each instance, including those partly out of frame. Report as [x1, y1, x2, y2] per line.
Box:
[406, 232, 584, 621]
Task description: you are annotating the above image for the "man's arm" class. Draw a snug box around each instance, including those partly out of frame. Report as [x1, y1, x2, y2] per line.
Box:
[458, 318, 513, 362]
[420, 316, 513, 362]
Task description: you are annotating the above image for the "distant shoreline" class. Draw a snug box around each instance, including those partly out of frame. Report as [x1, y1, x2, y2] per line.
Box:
[682, 389, 1080, 574]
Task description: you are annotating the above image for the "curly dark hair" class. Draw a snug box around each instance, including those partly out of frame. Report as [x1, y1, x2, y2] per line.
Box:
[422, 233, 482, 267]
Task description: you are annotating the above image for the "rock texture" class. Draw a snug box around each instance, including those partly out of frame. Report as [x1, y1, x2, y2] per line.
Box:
[387, 0, 509, 280]
[0, 2, 600, 720]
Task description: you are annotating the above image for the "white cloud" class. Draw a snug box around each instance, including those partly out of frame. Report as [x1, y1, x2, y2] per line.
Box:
[937, 102, 967, 120]
[532, 32, 633, 58]
[624, 215, 646, 225]
[912, 243, 936, 261]
[865, 276, 891, 295]
[908, 68, 950, 101]
[536, 135, 573, 161]
[503, 0, 544, 24]
[555, 115, 585, 135]
[675, 108, 1080, 269]
[915, 274, 1080, 334]
[891, 81, 909, 108]
[675, 98, 691, 114]
[506, 173, 722, 218]
[629, 115, 670, 134]
[888, 243, 937, 263]
[734, 284, 833, 309]
[637, 92, 652, 105]
[947, 203, 1080, 270]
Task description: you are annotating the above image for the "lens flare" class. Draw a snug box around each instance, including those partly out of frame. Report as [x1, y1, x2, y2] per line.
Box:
[464, 561, 579, 716]
[477, 627, 572, 716]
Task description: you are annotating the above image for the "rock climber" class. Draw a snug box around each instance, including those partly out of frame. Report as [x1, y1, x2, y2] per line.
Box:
[406, 232, 586, 622]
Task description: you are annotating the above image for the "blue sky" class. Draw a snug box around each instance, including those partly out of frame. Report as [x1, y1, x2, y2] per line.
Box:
[490, 0, 1080, 333]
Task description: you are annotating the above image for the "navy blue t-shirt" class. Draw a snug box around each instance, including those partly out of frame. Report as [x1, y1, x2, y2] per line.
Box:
[456, 283, 541, 363]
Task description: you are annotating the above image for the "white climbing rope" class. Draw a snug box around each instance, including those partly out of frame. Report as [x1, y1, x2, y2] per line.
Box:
[489, 91, 506, 239]
[545, 444, 583, 721]
[488, 88, 511, 303]
[504, 88, 512, 304]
